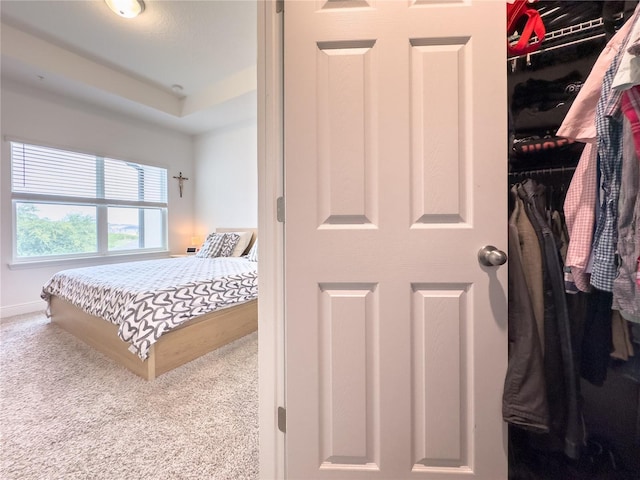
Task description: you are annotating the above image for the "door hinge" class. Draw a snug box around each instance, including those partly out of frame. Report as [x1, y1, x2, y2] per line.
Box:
[276, 0, 284, 14]
[278, 406, 287, 433]
[277, 196, 285, 223]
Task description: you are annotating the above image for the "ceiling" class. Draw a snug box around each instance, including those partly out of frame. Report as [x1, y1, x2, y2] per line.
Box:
[0, 0, 257, 136]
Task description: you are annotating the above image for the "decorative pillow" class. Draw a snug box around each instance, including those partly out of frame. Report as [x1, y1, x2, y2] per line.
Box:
[229, 231, 253, 256]
[196, 233, 240, 258]
[195, 233, 221, 258]
[246, 240, 258, 262]
[219, 233, 240, 257]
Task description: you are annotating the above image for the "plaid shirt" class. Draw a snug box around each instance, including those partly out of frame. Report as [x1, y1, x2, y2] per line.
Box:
[591, 45, 627, 292]
[564, 143, 597, 292]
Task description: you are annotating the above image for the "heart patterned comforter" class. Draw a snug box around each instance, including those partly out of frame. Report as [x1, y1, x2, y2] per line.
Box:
[41, 256, 258, 360]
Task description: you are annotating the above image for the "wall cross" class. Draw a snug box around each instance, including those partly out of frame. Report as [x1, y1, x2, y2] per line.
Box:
[173, 172, 189, 198]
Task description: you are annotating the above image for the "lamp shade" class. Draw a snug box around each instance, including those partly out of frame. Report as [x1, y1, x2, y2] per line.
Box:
[105, 0, 145, 18]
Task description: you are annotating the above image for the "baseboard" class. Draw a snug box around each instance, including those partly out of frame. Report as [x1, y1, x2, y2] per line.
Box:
[0, 300, 47, 319]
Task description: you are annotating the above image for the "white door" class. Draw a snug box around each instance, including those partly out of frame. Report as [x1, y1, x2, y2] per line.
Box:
[284, 1, 508, 478]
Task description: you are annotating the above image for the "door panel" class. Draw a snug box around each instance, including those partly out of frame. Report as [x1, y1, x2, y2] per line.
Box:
[319, 283, 378, 465]
[284, 1, 507, 478]
[317, 40, 377, 226]
[410, 38, 468, 223]
[411, 283, 469, 468]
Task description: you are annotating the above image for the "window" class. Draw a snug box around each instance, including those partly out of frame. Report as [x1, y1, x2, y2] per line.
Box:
[11, 141, 168, 262]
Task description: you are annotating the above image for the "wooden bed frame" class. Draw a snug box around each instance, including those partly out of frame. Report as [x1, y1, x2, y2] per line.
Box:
[49, 228, 258, 381]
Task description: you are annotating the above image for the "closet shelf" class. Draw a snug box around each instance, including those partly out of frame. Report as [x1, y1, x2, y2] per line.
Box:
[508, 17, 605, 61]
[544, 17, 604, 42]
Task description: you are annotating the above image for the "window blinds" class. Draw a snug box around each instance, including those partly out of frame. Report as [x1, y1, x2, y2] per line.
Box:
[10, 142, 167, 205]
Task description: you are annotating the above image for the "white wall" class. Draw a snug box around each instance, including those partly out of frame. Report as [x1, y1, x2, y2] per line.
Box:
[193, 119, 258, 237]
[0, 81, 195, 317]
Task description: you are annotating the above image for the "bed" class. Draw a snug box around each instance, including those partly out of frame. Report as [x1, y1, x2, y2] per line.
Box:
[41, 228, 258, 380]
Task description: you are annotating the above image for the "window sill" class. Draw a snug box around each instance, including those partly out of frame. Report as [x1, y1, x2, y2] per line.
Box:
[8, 251, 170, 270]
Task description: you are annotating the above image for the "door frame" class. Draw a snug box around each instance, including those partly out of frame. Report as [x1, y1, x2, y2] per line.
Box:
[257, 1, 285, 478]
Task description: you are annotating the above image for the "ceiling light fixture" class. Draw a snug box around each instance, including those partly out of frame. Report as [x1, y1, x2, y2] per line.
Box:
[105, 0, 145, 19]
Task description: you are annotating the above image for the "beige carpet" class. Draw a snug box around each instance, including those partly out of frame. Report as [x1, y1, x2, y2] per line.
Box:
[0, 312, 258, 480]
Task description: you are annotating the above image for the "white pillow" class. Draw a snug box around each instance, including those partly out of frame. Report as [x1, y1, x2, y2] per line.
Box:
[246, 240, 258, 262]
[227, 231, 253, 257]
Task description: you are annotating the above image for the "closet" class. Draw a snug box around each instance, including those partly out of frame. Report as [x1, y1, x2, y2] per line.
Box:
[506, 1, 640, 478]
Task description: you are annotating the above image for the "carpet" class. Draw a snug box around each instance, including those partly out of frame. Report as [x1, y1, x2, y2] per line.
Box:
[0, 312, 258, 480]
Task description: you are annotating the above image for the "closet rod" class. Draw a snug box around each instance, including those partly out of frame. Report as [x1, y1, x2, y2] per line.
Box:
[509, 165, 577, 176]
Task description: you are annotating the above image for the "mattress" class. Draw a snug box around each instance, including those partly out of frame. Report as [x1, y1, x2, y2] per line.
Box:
[41, 257, 258, 360]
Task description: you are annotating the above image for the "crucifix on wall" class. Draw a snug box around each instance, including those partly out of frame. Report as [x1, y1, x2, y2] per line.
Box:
[173, 172, 189, 198]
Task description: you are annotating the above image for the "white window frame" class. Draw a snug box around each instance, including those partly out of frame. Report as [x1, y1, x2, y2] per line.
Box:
[10, 141, 169, 265]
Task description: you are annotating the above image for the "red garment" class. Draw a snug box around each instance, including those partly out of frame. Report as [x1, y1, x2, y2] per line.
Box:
[507, 0, 546, 56]
[621, 87, 640, 160]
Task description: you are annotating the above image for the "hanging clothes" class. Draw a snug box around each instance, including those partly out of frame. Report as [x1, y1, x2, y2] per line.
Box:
[556, 16, 634, 294]
[612, 116, 640, 322]
[506, 174, 585, 457]
[553, 2, 640, 387]
[507, 3, 640, 476]
[504, 201, 549, 433]
[510, 185, 545, 348]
